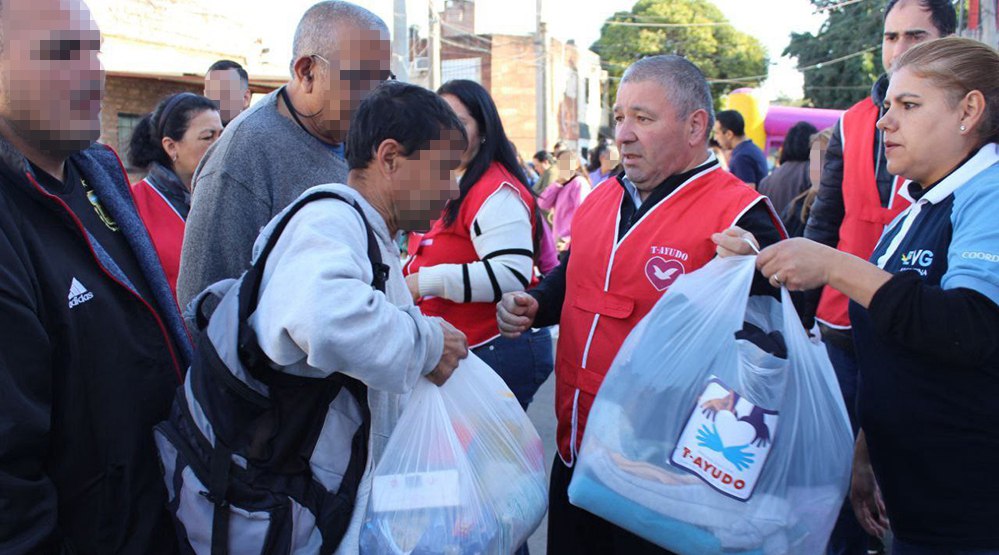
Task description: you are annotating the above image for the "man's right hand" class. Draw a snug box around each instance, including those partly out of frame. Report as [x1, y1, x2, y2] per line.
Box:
[426, 319, 468, 386]
[497, 291, 538, 338]
[711, 226, 760, 258]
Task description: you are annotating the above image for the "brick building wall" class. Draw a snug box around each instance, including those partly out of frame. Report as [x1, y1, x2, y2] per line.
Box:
[489, 36, 538, 158]
[441, 34, 492, 89]
[438, 31, 607, 158]
[100, 76, 202, 178]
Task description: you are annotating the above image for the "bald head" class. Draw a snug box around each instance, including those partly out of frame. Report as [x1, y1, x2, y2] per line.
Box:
[284, 0, 391, 146]
[0, 0, 104, 157]
[292, 1, 388, 61]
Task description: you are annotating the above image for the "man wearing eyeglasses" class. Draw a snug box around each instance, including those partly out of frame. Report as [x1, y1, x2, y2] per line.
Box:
[177, 0, 393, 309]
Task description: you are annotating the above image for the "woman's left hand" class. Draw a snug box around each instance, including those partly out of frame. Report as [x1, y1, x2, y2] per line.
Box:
[406, 273, 421, 302]
[757, 238, 838, 291]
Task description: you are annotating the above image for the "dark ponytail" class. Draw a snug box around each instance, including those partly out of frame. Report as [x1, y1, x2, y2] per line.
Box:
[127, 113, 163, 169]
[127, 92, 217, 169]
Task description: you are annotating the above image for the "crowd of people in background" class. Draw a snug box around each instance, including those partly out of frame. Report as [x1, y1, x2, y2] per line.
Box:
[1, 0, 998, 554]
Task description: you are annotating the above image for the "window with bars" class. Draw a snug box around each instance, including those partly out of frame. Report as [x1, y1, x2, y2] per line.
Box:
[117, 113, 142, 170]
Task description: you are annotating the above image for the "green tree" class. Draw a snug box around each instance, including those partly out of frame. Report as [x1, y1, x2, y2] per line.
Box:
[590, 0, 769, 110]
[783, 0, 884, 109]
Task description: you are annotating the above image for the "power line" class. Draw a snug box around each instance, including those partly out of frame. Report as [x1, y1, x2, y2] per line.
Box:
[804, 84, 871, 89]
[440, 36, 492, 55]
[705, 45, 879, 83]
[816, 0, 874, 12]
[709, 76, 768, 84]
[614, 13, 729, 22]
[796, 44, 879, 70]
[439, 19, 493, 44]
[602, 42, 878, 85]
[605, 20, 732, 28]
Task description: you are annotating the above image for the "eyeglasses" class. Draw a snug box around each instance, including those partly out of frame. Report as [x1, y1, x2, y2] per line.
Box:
[310, 54, 396, 85]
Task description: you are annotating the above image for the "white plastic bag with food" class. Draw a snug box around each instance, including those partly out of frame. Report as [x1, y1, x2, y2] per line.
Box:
[360, 353, 547, 554]
[568, 255, 853, 555]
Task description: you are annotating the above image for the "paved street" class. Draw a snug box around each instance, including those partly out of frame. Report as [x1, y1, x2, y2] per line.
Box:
[526, 359, 557, 554]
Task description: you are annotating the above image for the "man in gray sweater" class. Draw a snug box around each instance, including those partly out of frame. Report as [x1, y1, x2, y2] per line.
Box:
[177, 0, 393, 308]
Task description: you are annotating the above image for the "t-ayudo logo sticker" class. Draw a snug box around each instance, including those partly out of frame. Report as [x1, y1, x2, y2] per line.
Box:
[670, 377, 779, 501]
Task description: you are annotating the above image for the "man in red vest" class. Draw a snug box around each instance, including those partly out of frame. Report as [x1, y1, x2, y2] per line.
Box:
[498, 55, 783, 554]
[802, 2, 955, 554]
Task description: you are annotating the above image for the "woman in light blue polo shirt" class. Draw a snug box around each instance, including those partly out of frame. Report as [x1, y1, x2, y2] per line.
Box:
[715, 37, 999, 554]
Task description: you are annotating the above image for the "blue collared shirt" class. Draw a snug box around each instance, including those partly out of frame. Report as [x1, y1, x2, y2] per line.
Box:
[620, 175, 643, 209]
[328, 142, 345, 159]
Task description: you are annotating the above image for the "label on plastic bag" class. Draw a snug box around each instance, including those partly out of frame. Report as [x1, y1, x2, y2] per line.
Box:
[670, 377, 778, 501]
[371, 470, 460, 512]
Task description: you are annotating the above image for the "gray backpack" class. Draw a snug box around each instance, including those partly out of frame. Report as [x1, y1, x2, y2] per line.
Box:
[155, 190, 388, 554]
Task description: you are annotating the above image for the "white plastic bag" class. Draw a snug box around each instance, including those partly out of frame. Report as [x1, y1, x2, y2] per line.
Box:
[568, 255, 853, 555]
[360, 353, 548, 554]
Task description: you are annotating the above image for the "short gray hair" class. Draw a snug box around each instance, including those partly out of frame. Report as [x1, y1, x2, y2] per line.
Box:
[620, 55, 715, 142]
[292, 1, 388, 61]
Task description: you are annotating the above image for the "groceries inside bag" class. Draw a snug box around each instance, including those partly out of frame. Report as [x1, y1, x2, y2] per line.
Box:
[360, 353, 548, 554]
[568, 255, 853, 555]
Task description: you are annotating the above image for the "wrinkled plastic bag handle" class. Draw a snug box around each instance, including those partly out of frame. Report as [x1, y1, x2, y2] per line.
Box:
[724, 241, 844, 407]
[779, 287, 852, 428]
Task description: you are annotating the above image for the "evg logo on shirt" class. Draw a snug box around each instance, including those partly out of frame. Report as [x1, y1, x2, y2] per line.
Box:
[900, 249, 934, 275]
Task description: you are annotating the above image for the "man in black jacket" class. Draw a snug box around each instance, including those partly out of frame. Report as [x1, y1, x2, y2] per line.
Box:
[0, 0, 192, 552]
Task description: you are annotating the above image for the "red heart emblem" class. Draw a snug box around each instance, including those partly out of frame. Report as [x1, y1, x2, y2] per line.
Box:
[645, 256, 685, 291]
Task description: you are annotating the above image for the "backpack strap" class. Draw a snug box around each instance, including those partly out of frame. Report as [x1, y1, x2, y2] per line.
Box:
[235, 190, 389, 382]
[309, 376, 372, 554]
[205, 190, 385, 555]
[208, 441, 233, 555]
[185, 278, 239, 332]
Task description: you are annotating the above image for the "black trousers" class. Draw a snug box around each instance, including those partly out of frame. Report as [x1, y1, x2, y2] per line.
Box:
[546, 455, 677, 555]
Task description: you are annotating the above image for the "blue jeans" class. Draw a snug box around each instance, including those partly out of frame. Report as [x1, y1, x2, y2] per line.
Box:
[825, 341, 872, 555]
[473, 327, 553, 411]
[892, 538, 999, 555]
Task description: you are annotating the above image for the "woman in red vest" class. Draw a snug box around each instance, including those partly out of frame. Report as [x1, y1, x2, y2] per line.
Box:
[404, 79, 553, 413]
[129, 92, 222, 295]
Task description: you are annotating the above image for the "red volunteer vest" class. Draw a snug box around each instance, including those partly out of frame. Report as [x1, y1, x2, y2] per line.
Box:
[131, 178, 186, 294]
[405, 162, 537, 347]
[556, 166, 779, 464]
[815, 99, 910, 329]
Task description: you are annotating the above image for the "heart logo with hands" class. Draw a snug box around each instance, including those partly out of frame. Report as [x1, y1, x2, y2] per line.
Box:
[713, 410, 757, 448]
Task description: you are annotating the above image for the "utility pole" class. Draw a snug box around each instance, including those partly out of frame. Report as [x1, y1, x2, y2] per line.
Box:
[392, 0, 409, 82]
[983, 0, 998, 48]
[428, 0, 442, 90]
[535, 0, 547, 152]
